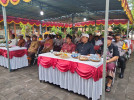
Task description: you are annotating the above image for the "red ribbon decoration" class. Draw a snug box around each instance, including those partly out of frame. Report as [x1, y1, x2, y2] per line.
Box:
[1, 0, 7, 4]
[38, 56, 103, 82]
[0, 49, 28, 59]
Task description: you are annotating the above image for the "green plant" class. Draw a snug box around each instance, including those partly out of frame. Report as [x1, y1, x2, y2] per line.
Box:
[87, 25, 96, 34]
[51, 26, 57, 33]
[77, 30, 82, 36]
[20, 23, 26, 37]
[66, 27, 73, 35]
[20, 23, 32, 37]
[57, 27, 64, 35]
[26, 24, 32, 36]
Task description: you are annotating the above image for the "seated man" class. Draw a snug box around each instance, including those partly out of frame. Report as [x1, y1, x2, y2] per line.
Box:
[28, 35, 39, 65]
[93, 35, 103, 46]
[76, 33, 94, 55]
[17, 34, 25, 47]
[113, 34, 128, 78]
[41, 35, 53, 53]
[9, 34, 17, 47]
[24, 35, 31, 50]
[97, 36, 119, 92]
[61, 34, 76, 53]
[53, 35, 63, 52]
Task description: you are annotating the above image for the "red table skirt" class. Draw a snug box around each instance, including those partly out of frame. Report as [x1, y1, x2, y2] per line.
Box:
[38, 56, 103, 82]
[0, 49, 28, 59]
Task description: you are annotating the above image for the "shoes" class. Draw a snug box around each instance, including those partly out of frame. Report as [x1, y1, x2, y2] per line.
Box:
[105, 86, 111, 92]
[119, 73, 124, 79]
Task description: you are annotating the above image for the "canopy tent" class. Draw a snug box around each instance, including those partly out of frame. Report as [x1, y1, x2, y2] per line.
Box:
[0, 0, 133, 23]
[0, 15, 132, 28]
[0, 0, 133, 100]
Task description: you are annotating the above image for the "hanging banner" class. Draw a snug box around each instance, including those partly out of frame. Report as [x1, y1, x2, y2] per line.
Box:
[0, 0, 9, 6]
[10, 0, 20, 5]
[120, 0, 133, 23]
[0, 0, 31, 6]
[23, 0, 31, 2]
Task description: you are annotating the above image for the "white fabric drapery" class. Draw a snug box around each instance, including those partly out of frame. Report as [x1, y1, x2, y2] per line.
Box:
[39, 65, 102, 100]
[0, 54, 28, 69]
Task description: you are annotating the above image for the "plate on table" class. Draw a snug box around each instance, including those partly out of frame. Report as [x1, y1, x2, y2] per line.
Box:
[53, 52, 62, 56]
[60, 53, 69, 59]
[89, 54, 101, 62]
[79, 56, 89, 61]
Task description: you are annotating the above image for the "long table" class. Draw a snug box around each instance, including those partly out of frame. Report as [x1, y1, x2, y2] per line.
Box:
[38, 53, 103, 100]
[0, 46, 28, 70]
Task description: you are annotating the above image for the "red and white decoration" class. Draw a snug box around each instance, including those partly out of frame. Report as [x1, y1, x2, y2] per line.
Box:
[0, 46, 28, 69]
[38, 53, 103, 100]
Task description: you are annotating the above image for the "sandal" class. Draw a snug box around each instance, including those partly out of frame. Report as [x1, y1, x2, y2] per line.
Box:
[105, 86, 111, 92]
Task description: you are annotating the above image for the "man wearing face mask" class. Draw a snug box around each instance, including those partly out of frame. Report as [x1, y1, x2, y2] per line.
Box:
[76, 33, 95, 55]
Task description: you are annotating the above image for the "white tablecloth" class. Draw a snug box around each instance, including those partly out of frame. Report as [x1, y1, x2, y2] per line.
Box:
[38, 53, 103, 100]
[39, 53, 103, 68]
[0, 46, 28, 69]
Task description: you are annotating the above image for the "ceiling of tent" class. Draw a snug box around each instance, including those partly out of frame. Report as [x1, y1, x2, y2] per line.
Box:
[0, 0, 128, 23]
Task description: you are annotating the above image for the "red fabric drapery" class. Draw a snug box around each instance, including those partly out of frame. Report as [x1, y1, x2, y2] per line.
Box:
[0, 15, 40, 26]
[42, 22, 65, 28]
[0, 49, 28, 59]
[74, 19, 132, 27]
[75, 21, 95, 27]
[96, 19, 131, 25]
[38, 56, 103, 82]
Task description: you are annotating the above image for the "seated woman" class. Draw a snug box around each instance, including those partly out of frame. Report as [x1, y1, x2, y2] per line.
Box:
[28, 35, 39, 65]
[61, 34, 76, 53]
[17, 34, 25, 47]
[97, 36, 119, 92]
[24, 35, 31, 50]
[41, 35, 53, 53]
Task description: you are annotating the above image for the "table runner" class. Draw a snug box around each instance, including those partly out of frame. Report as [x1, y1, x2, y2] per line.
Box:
[38, 53, 103, 82]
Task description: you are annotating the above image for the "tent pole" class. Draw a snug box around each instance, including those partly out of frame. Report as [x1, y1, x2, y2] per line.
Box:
[127, 20, 130, 39]
[132, 24, 134, 40]
[2, 6, 11, 72]
[40, 21, 42, 35]
[102, 0, 110, 100]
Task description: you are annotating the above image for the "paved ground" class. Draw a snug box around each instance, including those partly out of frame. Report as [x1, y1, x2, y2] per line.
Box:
[0, 53, 134, 100]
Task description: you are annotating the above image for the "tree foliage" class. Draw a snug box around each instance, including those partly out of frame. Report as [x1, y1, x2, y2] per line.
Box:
[127, 0, 134, 19]
[111, 24, 127, 34]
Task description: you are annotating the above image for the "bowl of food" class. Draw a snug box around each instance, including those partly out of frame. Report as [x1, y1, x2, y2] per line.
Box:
[71, 53, 78, 59]
[79, 56, 89, 61]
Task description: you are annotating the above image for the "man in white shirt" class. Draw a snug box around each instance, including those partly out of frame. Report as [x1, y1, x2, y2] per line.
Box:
[9, 34, 17, 47]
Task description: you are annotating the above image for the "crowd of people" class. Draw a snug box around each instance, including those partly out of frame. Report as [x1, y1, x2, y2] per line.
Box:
[8, 32, 132, 92]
